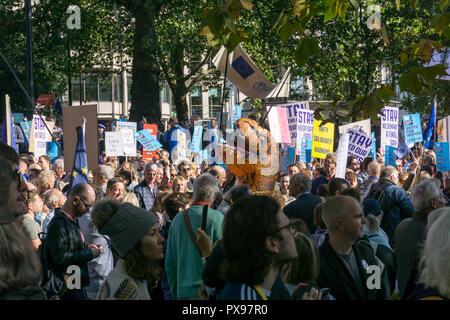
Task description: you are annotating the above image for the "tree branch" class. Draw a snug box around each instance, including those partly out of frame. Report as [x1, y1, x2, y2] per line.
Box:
[183, 47, 214, 82]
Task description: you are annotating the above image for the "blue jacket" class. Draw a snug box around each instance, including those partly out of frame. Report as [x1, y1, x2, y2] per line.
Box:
[283, 192, 322, 234]
[133, 180, 157, 211]
[311, 175, 329, 195]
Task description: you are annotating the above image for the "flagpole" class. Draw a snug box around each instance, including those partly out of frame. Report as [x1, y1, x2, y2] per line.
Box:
[0, 49, 63, 156]
[259, 68, 290, 126]
[433, 95, 437, 148]
[5, 95, 11, 146]
[219, 51, 229, 131]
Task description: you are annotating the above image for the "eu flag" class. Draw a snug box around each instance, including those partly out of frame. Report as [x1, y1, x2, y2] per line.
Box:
[423, 95, 436, 149]
[1, 95, 17, 152]
[67, 122, 89, 194]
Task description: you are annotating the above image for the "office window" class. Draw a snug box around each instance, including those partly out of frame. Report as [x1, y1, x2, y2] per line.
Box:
[71, 77, 80, 102]
[208, 87, 221, 118]
[161, 84, 169, 103]
[190, 86, 203, 117]
[85, 76, 98, 102]
[99, 77, 112, 101]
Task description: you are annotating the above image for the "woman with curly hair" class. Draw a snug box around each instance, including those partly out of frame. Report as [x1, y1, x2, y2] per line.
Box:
[91, 199, 165, 300]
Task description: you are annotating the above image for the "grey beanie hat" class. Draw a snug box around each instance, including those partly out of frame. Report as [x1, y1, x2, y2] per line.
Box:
[97, 202, 158, 258]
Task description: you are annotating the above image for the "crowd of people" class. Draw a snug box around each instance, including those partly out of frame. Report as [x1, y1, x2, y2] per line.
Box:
[0, 115, 449, 301]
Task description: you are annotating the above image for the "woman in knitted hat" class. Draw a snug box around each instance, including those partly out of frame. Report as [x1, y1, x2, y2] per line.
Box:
[91, 199, 164, 300]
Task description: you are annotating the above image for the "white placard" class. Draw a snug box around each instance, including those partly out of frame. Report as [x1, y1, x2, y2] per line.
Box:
[339, 119, 371, 136]
[116, 122, 137, 157]
[33, 115, 47, 162]
[335, 133, 350, 179]
[380, 106, 399, 154]
[105, 131, 123, 157]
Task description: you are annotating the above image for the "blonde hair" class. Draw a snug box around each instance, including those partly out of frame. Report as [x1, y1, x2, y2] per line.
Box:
[37, 170, 56, 194]
[171, 176, 187, 193]
[190, 162, 199, 178]
[418, 212, 450, 298]
[120, 192, 140, 207]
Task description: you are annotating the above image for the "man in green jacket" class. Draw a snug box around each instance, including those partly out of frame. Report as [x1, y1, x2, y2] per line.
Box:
[165, 173, 223, 299]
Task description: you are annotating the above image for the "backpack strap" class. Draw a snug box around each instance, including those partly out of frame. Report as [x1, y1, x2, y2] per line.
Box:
[183, 209, 203, 257]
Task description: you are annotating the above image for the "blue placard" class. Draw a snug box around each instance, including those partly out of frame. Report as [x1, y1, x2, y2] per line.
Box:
[371, 132, 376, 161]
[282, 146, 295, 173]
[299, 138, 312, 163]
[190, 125, 203, 153]
[19, 121, 32, 143]
[134, 129, 162, 151]
[403, 113, 423, 144]
[12, 113, 24, 124]
[385, 145, 397, 167]
[435, 142, 450, 172]
[230, 105, 242, 130]
[393, 142, 410, 159]
[46, 142, 59, 163]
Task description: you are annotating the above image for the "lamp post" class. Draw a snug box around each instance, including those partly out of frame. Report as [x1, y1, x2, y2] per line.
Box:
[25, 0, 34, 120]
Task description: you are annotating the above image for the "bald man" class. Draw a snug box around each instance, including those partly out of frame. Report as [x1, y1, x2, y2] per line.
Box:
[46, 183, 101, 300]
[208, 165, 227, 210]
[317, 196, 390, 300]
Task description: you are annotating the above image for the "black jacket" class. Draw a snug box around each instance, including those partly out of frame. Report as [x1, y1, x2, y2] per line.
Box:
[283, 192, 322, 234]
[46, 208, 94, 288]
[392, 211, 428, 299]
[317, 236, 389, 300]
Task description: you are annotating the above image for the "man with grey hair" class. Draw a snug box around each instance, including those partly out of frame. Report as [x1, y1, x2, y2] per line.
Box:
[392, 179, 447, 299]
[52, 159, 67, 191]
[365, 165, 414, 240]
[360, 161, 381, 200]
[283, 172, 322, 234]
[42, 189, 67, 234]
[165, 173, 224, 299]
[317, 195, 390, 300]
[93, 165, 115, 195]
[133, 162, 158, 211]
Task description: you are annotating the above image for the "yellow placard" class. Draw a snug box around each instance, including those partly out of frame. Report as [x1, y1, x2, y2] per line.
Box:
[311, 120, 335, 159]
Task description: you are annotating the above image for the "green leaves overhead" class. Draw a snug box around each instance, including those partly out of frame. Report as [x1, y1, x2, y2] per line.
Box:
[323, 0, 350, 23]
[294, 37, 320, 67]
[401, 39, 444, 64]
[399, 65, 449, 94]
[199, 0, 253, 51]
[376, 85, 396, 103]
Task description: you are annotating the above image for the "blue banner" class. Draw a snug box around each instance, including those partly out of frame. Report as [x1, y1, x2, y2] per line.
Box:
[67, 125, 89, 194]
[12, 113, 24, 124]
[230, 105, 242, 130]
[282, 146, 295, 173]
[20, 121, 32, 143]
[436, 142, 450, 172]
[385, 145, 396, 167]
[403, 113, 423, 144]
[299, 138, 312, 163]
[393, 142, 410, 159]
[46, 142, 59, 163]
[190, 125, 203, 153]
[135, 129, 162, 151]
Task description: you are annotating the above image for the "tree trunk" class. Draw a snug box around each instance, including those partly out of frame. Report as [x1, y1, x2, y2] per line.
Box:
[173, 89, 189, 120]
[170, 43, 189, 120]
[129, 2, 161, 124]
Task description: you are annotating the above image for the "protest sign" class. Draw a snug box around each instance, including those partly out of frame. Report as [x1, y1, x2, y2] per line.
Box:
[46, 141, 59, 163]
[135, 129, 162, 152]
[394, 142, 410, 159]
[347, 129, 372, 164]
[385, 145, 397, 167]
[45, 121, 55, 142]
[311, 120, 335, 159]
[335, 133, 350, 179]
[14, 125, 25, 144]
[286, 104, 313, 151]
[282, 146, 295, 173]
[299, 138, 312, 163]
[371, 132, 376, 161]
[435, 142, 450, 172]
[230, 105, 242, 130]
[437, 116, 450, 142]
[381, 106, 399, 154]
[31, 115, 47, 161]
[403, 113, 423, 144]
[190, 125, 203, 153]
[402, 160, 412, 172]
[105, 132, 124, 157]
[12, 113, 23, 124]
[20, 121, 32, 143]
[142, 124, 159, 162]
[268, 106, 291, 144]
[339, 119, 371, 136]
[117, 121, 137, 157]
